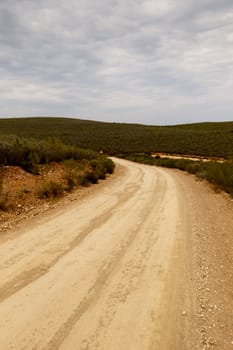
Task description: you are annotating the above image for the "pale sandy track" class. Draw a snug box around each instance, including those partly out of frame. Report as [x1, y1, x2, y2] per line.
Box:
[0, 158, 232, 350]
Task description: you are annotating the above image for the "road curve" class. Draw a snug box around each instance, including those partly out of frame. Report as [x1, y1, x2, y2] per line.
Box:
[0, 158, 232, 349]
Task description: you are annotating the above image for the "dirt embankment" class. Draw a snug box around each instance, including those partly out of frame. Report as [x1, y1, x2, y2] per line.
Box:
[0, 158, 232, 349]
[0, 161, 108, 232]
[0, 163, 67, 231]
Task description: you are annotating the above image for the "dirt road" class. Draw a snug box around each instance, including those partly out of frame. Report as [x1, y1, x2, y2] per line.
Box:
[0, 158, 232, 350]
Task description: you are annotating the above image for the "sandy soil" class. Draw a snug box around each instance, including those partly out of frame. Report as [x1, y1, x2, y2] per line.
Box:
[0, 158, 232, 350]
[152, 153, 226, 162]
[0, 162, 76, 232]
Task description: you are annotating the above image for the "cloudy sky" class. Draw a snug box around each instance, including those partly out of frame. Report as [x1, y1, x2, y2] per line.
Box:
[0, 0, 232, 125]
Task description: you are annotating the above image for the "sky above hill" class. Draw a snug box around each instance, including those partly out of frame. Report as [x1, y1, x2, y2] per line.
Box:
[0, 0, 232, 125]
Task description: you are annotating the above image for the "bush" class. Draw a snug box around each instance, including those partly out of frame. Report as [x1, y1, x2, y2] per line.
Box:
[37, 181, 64, 199]
[86, 171, 99, 184]
[186, 162, 201, 174]
[77, 174, 90, 187]
[101, 158, 115, 174]
[0, 137, 101, 171]
[62, 159, 78, 169]
[64, 173, 76, 191]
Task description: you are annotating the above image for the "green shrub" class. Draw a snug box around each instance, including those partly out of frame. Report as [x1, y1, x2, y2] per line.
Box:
[37, 181, 64, 199]
[64, 173, 76, 191]
[186, 162, 201, 174]
[0, 137, 103, 171]
[101, 158, 115, 174]
[62, 159, 78, 169]
[77, 174, 90, 187]
[86, 171, 99, 184]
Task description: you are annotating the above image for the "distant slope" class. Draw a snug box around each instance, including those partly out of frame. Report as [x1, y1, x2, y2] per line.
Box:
[0, 117, 233, 158]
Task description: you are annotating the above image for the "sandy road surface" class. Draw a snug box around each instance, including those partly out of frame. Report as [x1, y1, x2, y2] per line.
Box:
[0, 158, 232, 350]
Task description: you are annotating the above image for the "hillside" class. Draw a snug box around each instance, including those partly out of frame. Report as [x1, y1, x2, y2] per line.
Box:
[0, 117, 233, 158]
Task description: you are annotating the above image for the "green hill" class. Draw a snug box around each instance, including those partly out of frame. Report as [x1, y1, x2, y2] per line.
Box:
[0, 117, 232, 158]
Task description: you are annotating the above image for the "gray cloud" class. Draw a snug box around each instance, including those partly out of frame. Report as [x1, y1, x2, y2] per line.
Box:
[0, 0, 232, 124]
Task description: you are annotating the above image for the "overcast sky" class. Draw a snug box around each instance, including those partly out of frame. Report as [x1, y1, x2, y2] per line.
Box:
[0, 0, 232, 125]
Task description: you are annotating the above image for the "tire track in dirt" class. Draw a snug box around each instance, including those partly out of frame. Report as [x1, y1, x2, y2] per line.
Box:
[0, 165, 144, 302]
[0, 159, 183, 350]
[1, 158, 231, 349]
[43, 168, 170, 350]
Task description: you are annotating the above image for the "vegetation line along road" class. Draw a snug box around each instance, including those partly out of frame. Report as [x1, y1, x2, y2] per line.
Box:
[119, 153, 233, 197]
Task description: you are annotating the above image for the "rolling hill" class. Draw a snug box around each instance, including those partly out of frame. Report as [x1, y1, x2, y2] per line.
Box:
[0, 117, 232, 158]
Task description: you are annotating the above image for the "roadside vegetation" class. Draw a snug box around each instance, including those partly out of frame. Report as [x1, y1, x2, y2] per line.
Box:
[119, 153, 233, 197]
[0, 136, 114, 211]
